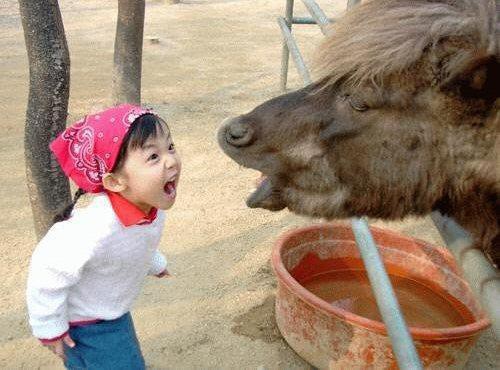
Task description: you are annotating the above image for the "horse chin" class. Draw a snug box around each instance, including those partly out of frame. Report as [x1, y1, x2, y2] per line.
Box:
[246, 176, 286, 211]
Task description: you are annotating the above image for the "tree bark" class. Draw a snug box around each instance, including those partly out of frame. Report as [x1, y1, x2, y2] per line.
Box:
[19, 0, 71, 239]
[112, 0, 145, 105]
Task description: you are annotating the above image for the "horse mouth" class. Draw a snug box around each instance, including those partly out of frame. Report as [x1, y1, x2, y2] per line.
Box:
[246, 176, 286, 211]
[217, 119, 286, 211]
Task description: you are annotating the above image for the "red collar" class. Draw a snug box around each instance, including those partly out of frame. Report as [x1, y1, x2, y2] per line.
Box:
[106, 191, 158, 227]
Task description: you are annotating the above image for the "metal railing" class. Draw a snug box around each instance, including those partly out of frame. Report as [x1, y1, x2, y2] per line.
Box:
[351, 219, 423, 369]
[277, 0, 499, 368]
[279, 0, 342, 90]
[431, 212, 500, 337]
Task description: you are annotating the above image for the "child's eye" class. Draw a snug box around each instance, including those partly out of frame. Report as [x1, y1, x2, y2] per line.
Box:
[168, 143, 175, 151]
[148, 153, 159, 161]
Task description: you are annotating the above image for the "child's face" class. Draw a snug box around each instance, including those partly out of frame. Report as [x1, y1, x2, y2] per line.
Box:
[116, 127, 181, 213]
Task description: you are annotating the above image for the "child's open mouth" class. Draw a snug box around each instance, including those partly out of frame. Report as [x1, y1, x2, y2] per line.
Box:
[164, 181, 176, 198]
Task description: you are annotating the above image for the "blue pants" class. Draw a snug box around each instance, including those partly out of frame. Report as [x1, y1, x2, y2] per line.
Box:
[63, 312, 145, 370]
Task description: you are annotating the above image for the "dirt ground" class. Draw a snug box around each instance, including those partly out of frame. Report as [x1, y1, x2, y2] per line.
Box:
[0, 1, 497, 369]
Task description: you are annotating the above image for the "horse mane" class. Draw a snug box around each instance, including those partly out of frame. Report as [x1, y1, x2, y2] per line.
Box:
[313, 0, 498, 91]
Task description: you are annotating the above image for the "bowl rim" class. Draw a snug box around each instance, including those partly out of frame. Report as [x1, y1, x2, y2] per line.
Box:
[271, 222, 491, 341]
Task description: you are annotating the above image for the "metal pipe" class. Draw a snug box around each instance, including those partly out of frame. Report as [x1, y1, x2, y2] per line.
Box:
[343, 0, 424, 367]
[431, 212, 500, 339]
[351, 218, 423, 370]
[280, 0, 295, 91]
[301, 0, 331, 35]
[291, 16, 335, 25]
[277, 17, 312, 85]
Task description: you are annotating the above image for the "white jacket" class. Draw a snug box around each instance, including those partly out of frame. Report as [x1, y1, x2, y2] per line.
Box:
[26, 194, 167, 339]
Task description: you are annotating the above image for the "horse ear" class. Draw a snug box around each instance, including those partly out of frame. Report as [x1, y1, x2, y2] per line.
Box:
[441, 53, 499, 101]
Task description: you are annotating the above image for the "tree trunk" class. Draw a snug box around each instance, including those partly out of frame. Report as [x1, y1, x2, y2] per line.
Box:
[19, 0, 71, 239]
[112, 0, 145, 105]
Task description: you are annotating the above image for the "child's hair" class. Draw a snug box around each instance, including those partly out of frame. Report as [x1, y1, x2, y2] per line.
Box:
[53, 113, 167, 223]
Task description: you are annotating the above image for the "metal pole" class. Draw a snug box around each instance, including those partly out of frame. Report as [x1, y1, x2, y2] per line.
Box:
[346, 0, 422, 365]
[431, 212, 500, 339]
[292, 16, 334, 25]
[301, 0, 330, 35]
[352, 218, 423, 370]
[280, 0, 295, 91]
[277, 17, 311, 85]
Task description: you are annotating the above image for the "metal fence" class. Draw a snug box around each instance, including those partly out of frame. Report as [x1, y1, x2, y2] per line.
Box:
[277, 1, 500, 368]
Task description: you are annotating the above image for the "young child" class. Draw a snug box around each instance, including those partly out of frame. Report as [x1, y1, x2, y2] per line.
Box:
[26, 104, 181, 369]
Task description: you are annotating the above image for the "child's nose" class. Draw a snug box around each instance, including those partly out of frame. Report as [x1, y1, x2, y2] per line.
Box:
[164, 154, 178, 170]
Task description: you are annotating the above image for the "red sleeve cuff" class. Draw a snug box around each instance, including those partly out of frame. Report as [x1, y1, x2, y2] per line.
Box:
[39, 330, 68, 344]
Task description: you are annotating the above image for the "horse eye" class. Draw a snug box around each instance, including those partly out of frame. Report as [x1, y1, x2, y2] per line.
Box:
[348, 96, 369, 112]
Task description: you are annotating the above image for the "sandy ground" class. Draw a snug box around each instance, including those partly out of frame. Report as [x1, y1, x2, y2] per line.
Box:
[0, 1, 497, 369]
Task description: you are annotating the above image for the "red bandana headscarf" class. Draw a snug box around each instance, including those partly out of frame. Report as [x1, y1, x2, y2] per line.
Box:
[50, 104, 155, 193]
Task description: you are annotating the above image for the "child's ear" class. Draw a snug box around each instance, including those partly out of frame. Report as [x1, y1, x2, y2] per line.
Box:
[102, 173, 127, 192]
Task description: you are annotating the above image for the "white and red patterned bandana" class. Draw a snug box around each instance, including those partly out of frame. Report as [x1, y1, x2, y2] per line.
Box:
[50, 104, 155, 193]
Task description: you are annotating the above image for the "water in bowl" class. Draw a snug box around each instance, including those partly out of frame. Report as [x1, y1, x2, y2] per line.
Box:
[302, 269, 474, 328]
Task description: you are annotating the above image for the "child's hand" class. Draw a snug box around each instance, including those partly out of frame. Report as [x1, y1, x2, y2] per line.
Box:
[156, 269, 171, 278]
[43, 334, 75, 360]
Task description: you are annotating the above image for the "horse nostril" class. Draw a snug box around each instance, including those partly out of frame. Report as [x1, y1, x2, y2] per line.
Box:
[229, 124, 247, 140]
[226, 122, 254, 147]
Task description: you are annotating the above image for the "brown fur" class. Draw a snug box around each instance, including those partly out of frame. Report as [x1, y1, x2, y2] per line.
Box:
[315, 0, 498, 94]
[218, 0, 499, 265]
